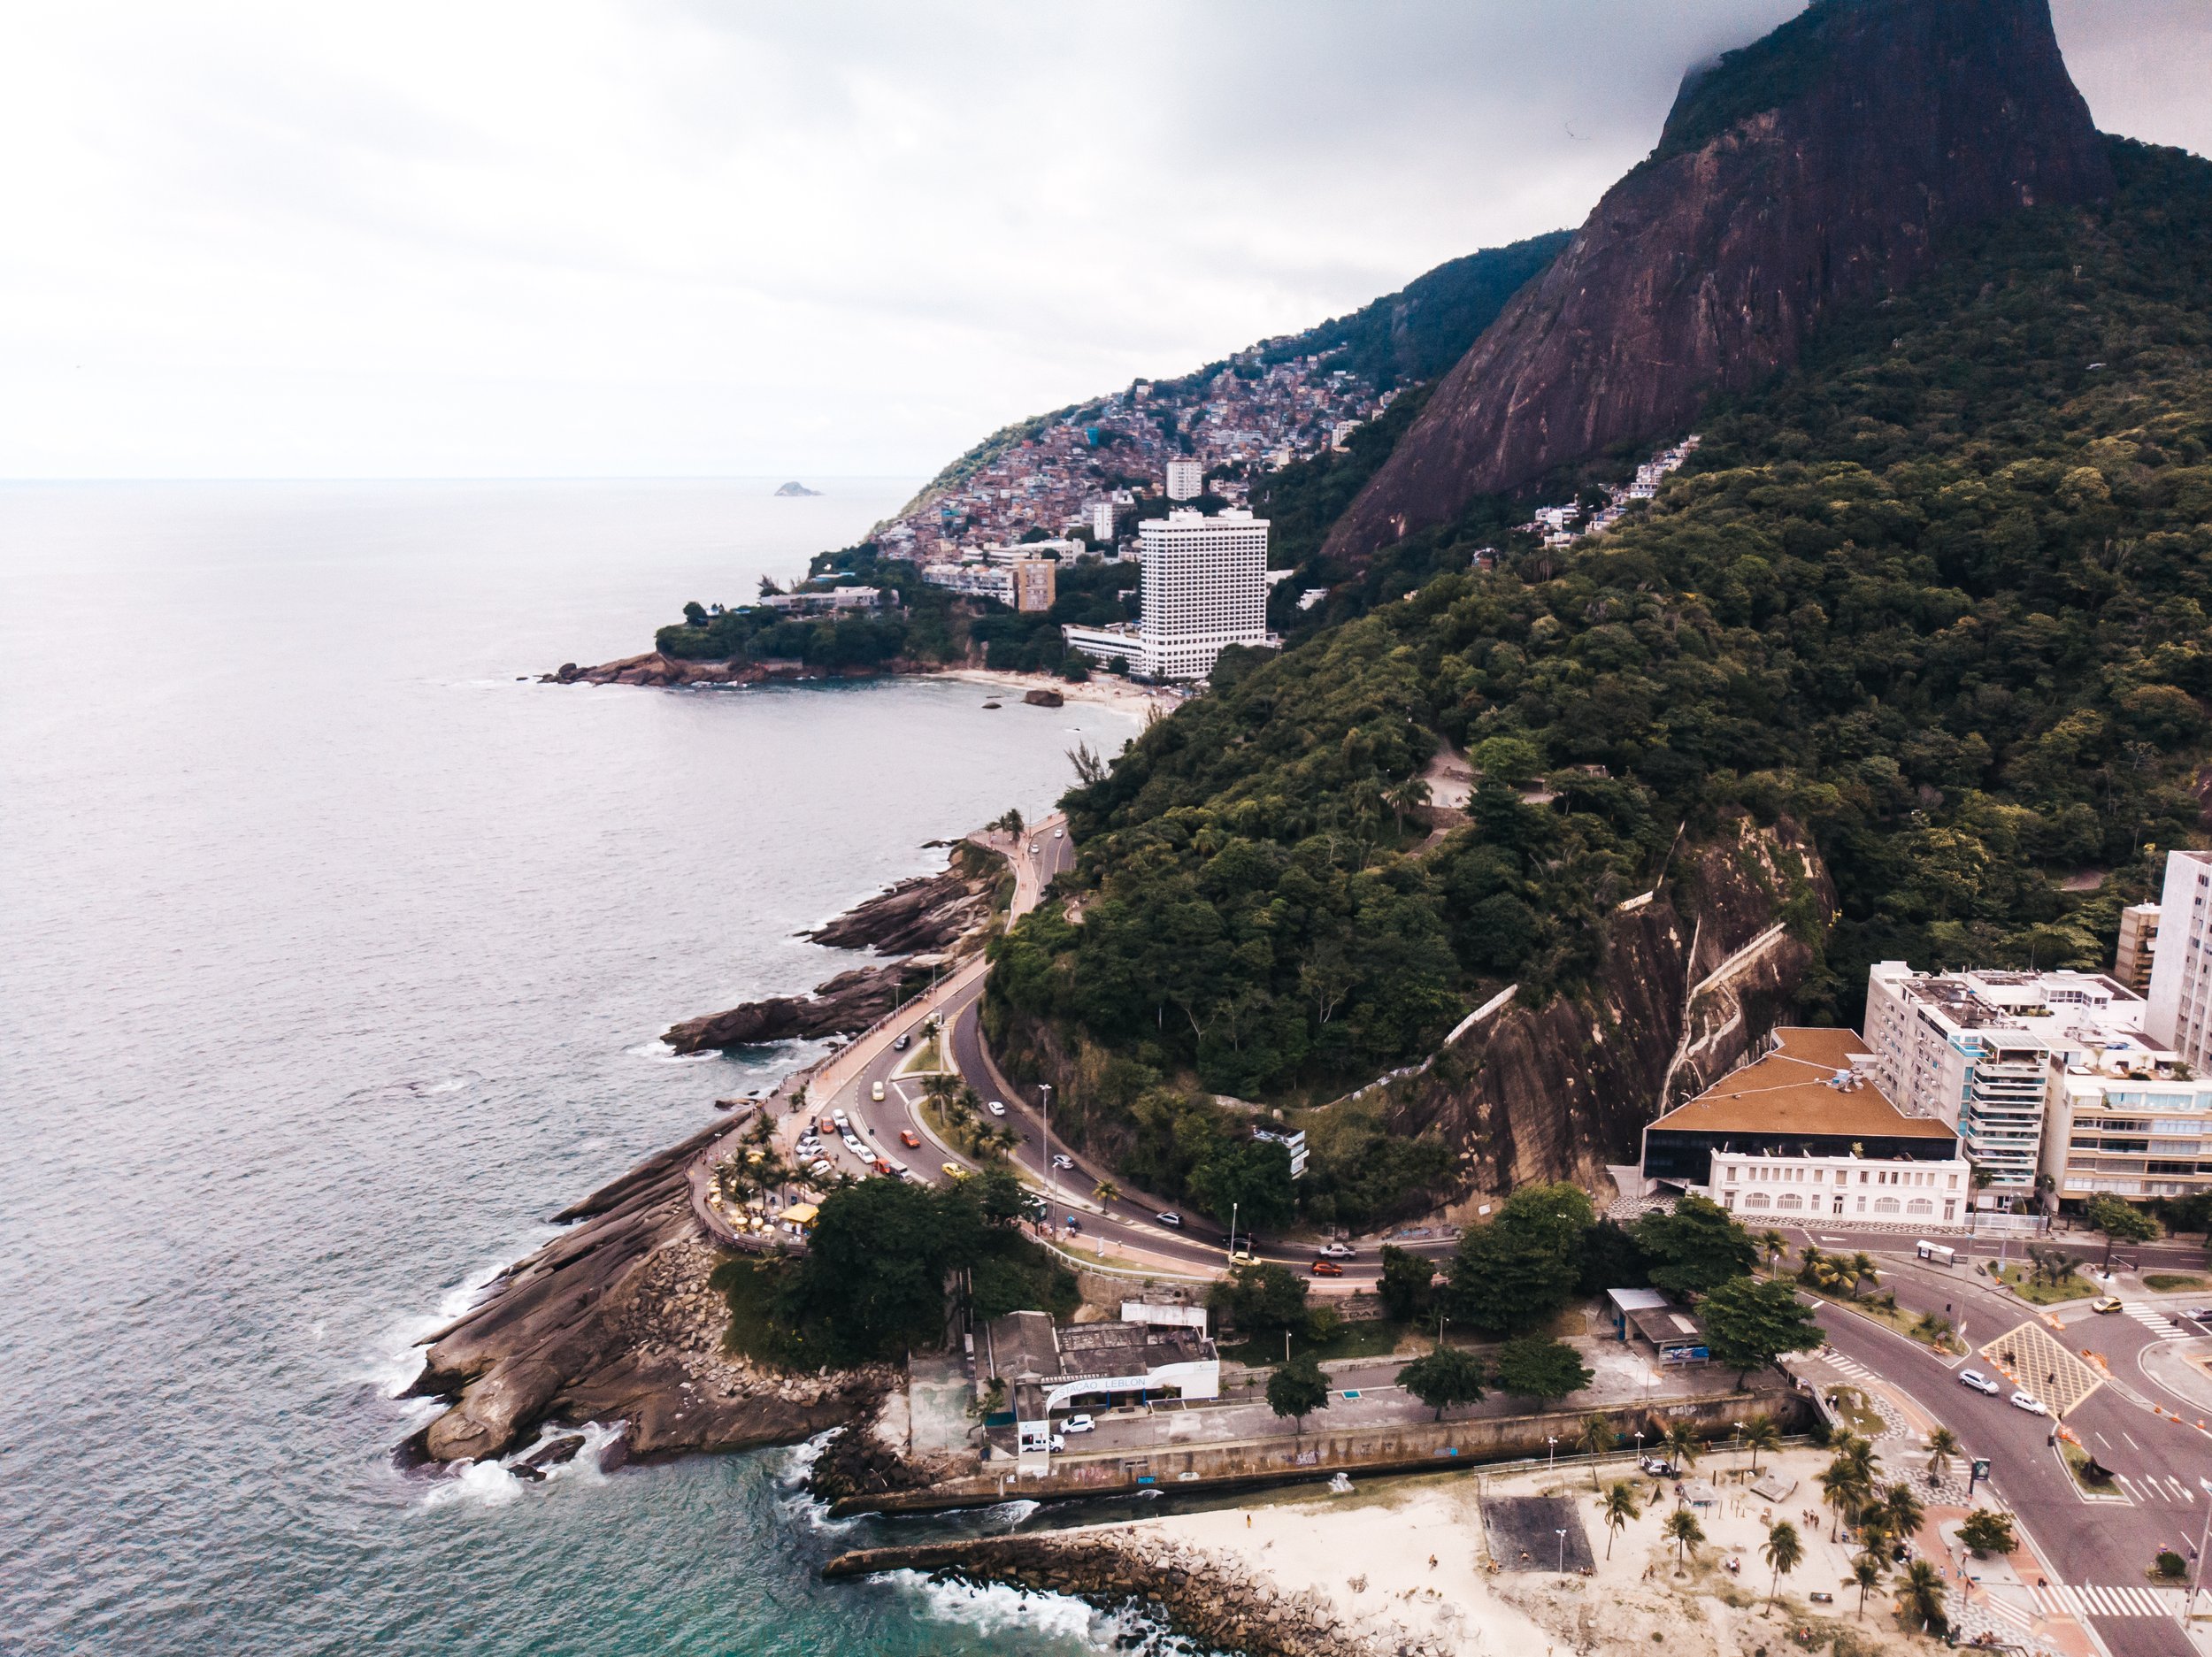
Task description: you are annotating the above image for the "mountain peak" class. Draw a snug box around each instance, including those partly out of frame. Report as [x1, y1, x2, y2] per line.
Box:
[1324, 0, 2111, 564]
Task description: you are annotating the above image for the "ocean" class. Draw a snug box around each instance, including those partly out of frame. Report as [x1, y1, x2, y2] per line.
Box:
[0, 479, 1164, 1654]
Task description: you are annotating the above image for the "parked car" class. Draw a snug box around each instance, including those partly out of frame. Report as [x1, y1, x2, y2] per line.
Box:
[1316, 1243, 1356, 1260]
[1048, 1434, 1065, 1453]
[900, 1130, 922, 1148]
[1310, 1260, 1344, 1277]
[1639, 1457, 1678, 1478]
[2091, 1296, 2124, 1314]
[818, 1116, 836, 1136]
[1155, 1211, 1182, 1228]
[1050, 1154, 1074, 1170]
[986, 1100, 1008, 1116]
[1062, 1414, 1094, 1433]
[871, 1080, 886, 1102]
[832, 1109, 849, 1128]
[872, 1157, 894, 1177]
[1957, 1369, 2001, 1396]
[942, 1162, 970, 1180]
[2008, 1391, 2049, 1415]
[808, 1159, 833, 1180]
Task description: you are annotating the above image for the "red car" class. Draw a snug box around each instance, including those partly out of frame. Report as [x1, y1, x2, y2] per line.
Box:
[1310, 1260, 1344, 1277]
[900, 1130, 921, 1148]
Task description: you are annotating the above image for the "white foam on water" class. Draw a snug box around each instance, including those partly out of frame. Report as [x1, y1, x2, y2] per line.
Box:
[626, 1039, 717, 1064]
[982, 1498, 1040, 1530]
[365, 1242, 544, 1399]
[894, 1573, 1205, 1654]
[773, 1428, 860, 1536]
[421, 1458, 525, 1510]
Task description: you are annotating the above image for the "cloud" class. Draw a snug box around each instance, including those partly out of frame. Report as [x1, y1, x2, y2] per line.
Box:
[0, 0, 2200, 478]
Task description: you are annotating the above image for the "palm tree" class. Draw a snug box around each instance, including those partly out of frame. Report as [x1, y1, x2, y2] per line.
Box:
[1091, 1177, 1120, 1206]
[1924, 1427, 1960, 1484]
[1852, 1554, 1884, 1621]
[1820, 1456, 1872, 1543]
[1663, 1507, 1705, 1576]
[1662, 1421, 1701, 1472]
[1855, 1515, 1893, 1569]
[1894, 1558, 1948, 1637]
[1381, 773, 1432, 832]
[1757, 1229, 1788, 1269]
[1578, 1412, 1614, 1488]
[1849, 1252, 1881, 1301]
[1762, 1521, 1804, 1613]
[1742, 1415, 1781, 1474]
[1880, 1481, 1925, 1546]
[1795, 1244, 1826, 1285]
[1601, 1480, 1640, 1560]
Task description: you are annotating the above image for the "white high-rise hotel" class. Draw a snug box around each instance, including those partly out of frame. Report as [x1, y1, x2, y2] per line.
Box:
[1062, 507, 1273, 681]
[2148, 849, 2212, 1071]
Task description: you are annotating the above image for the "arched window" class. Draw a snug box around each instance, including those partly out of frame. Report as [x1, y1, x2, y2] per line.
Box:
[1873, 1197, 1901, 1216]
[1745, 1192, 1772, 1209]
[1776, 1193, 1803, 1211]
[1907, 1199, 1933, 1216]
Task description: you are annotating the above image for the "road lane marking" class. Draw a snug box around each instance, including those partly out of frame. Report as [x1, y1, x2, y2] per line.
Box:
[2123, 1431, 2140, 1449]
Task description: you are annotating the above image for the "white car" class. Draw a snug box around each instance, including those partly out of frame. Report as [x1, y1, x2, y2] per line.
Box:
[1062, 1414, 1094, 1434]
[832, 1109, 849, 1128]
[841, 1133, 864, 1155]
[871, 1080, 885, 1101]
[1956, 1369, 2001, 1396]
[1050, 1154, 1075, 1170]
[1316, 1243, 1357, 1260]
[1048, 1433, 1066, 1453]
[1053, 827, 1064, 839]
[2008, 1391, 2049, 1415]
[1156, 1211, 1183, 1228]
[986, 1100, 1008, 1116]
[808, 1159, 833, 1179]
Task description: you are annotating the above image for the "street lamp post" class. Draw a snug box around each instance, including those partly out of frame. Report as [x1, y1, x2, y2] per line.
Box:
[2187, 1478, 2212, 1630]
[1548, 1436, 1558, 1481]
[1227, 1201, 1239, 1266]
[1555, 1529, 1567, 1574]
[1039, 1084, 1054, 1197]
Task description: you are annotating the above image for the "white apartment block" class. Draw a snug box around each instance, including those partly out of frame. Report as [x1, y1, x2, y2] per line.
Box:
[2147, 849, 2212, 1071]
[922, 563, 1014, 605]
[1137, 509, 1271, 680]
[1863, 961, 2206, 1205]
[1164, 458, 1204, 502]
[1089, 502, 1116, 543]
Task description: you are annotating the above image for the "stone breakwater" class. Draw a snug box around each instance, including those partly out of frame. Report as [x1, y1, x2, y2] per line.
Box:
[822, 1533, 1450, 1657]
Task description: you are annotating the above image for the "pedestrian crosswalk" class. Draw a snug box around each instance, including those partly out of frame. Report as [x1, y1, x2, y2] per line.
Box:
[2029, 1583, 2189, 1618]
[2114, 1469, 2198, 1506]
[1816, 1350, 1878, 1384]
[2125, 1301, 2189, 1340]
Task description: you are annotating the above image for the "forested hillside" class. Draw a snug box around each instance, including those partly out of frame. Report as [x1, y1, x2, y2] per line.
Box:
[988, 140, 2212, 1213]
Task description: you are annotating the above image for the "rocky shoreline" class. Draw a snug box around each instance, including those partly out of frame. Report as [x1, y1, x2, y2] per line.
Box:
[660, 845, 995, 1053]
[822, 1532, 1443, 1657]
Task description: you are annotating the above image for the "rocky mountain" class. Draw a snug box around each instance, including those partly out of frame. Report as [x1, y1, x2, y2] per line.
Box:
[1324, 0, 2113, 564]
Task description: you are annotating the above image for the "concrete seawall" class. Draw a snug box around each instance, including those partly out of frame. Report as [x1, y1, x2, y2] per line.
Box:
[828, 1380, 1804, 1515]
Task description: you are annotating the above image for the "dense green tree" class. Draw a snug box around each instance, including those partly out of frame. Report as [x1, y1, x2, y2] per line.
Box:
[1577, 1218, 1652, 1297]
[1489, 1336, 1593, 1403]
[1444, 1184, 1594, 1336]
[1397, 1345, 1487, 1420]
[1377, 1244, 1439, 1323]
[1634, 1195, 1758, 1299]
[1187, 1138, 1295, 1233]
[1958, 1509, 2016, 1559]
[1208, 1262, 1309, 1337]
[1701, 1276, 1824, 1383]
[1265, 1355, 1331, 1432]
[2084, 1192, 2160, 1266]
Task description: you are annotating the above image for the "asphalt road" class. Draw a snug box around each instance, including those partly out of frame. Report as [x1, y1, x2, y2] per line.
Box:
[1792, 1227, 2212, 1655]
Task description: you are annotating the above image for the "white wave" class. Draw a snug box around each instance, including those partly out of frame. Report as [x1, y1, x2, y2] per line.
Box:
[421, 1458, 524, 1510]
[981, 1497, 1040, 1530]
[894, 1573, 1100, 1642]
[773, 1428, 860, 1535]
[365, 1243, 541, 1400]
[626, 1039, 718, 1064]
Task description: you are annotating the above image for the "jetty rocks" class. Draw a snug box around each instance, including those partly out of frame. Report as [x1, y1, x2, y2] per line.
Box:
[823, 1532, 1448, 1657]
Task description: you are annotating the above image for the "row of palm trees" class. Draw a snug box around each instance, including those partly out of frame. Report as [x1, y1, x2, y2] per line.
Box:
[1586, 1422, 1951, 1635]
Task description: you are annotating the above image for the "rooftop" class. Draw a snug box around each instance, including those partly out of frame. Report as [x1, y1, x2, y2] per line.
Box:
[1647, 1027, 1955, 1141]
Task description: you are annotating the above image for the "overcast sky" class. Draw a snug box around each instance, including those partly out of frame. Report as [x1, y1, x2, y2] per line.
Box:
[1, 1, 2205, 480]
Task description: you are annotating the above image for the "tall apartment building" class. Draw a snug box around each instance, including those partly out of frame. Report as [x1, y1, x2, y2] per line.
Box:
[1060, 509, 1272, 681]
[1088, 502, 1116, 543]
[2116, 901, 2161, 994]
[1863, 963, 2154, 1201]
[1164, 458, 1204, 502]
[1010, 556, 1056, 614]
[2147, 849, 2212, 1070]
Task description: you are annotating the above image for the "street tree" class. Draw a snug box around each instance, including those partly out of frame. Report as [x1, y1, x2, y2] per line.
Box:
[1958, 1509, 2016, 1558]
[1633, 1195, 1757, 1298]
[1576, 1411, 1615, 1486]
[1742, 1415, 1782, 1473]
[1266, 1355, 1330, 1433]
[1377, 1245, 1438, 1323]
[1091, 1177, 1120, 1206]
[1879, 1480, 1925, 1545]
[1924, 1426, 1959, 1483]
[1820, 1450, 1874, 1542]
[1398, 1346, 1486, 1421]
[1762, 1521, 1804, 1612]
[1894, 1559, 1947, 1637]
[1755, 1229, 1788, 1268]
[2084, 1192, 2160, 1267]
[1210, 1262, 1309, 1339]
[1444, 1183, 1594, 1337]
[1701, 1276, 1824, 1383]
[1663, 1507, 1705, 1576]
[1491, 1336, 1594, 1404]
[1661, 1420, 1701, 1471]
[1600, 1480, 1640, 1558]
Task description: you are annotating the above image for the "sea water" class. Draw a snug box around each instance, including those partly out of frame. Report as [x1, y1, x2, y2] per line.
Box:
[0, 480, 1160, 1654]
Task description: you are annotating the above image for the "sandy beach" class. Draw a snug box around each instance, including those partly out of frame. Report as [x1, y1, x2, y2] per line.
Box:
[936, 665, 1178, 720]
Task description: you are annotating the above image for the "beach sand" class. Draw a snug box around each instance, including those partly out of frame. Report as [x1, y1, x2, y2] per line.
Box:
[937, 666, 1176, 720]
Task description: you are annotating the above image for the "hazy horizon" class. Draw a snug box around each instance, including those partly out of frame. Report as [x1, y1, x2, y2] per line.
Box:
[4, 0, 2206, 482]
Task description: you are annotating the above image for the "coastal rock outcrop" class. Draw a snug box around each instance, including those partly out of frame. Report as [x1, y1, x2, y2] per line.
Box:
[803, 855, 993, 955]
[403, 1116, 884, 1465]
[823, 1533, 1430, 1657]
[662, 964, 912, 1054]
[1324, 0, 2112, 562]
[543, 652, 763, 687]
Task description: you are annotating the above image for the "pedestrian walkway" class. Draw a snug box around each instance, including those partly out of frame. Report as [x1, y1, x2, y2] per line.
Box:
[2031, 1583, 2189, 1617]
[2128, 1301, 2190, 1340]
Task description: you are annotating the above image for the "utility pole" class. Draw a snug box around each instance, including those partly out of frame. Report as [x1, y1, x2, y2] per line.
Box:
[1040, 1083, 1054, 1198]
[1228, 1201, 1239, 1265]
[2187, 1478, 2212, 1630]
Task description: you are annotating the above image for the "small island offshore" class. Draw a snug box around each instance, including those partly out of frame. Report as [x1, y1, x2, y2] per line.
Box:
[773, 480, 821, 496]
[423, 3, 2212, 1652]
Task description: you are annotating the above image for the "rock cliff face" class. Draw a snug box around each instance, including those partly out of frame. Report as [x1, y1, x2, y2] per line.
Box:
[1382, 816, 1833, 1193]
[1324, 0, 2112, 563]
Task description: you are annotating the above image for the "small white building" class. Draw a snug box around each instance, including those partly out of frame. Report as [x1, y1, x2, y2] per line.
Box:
[1164, 458, 1204, 501]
